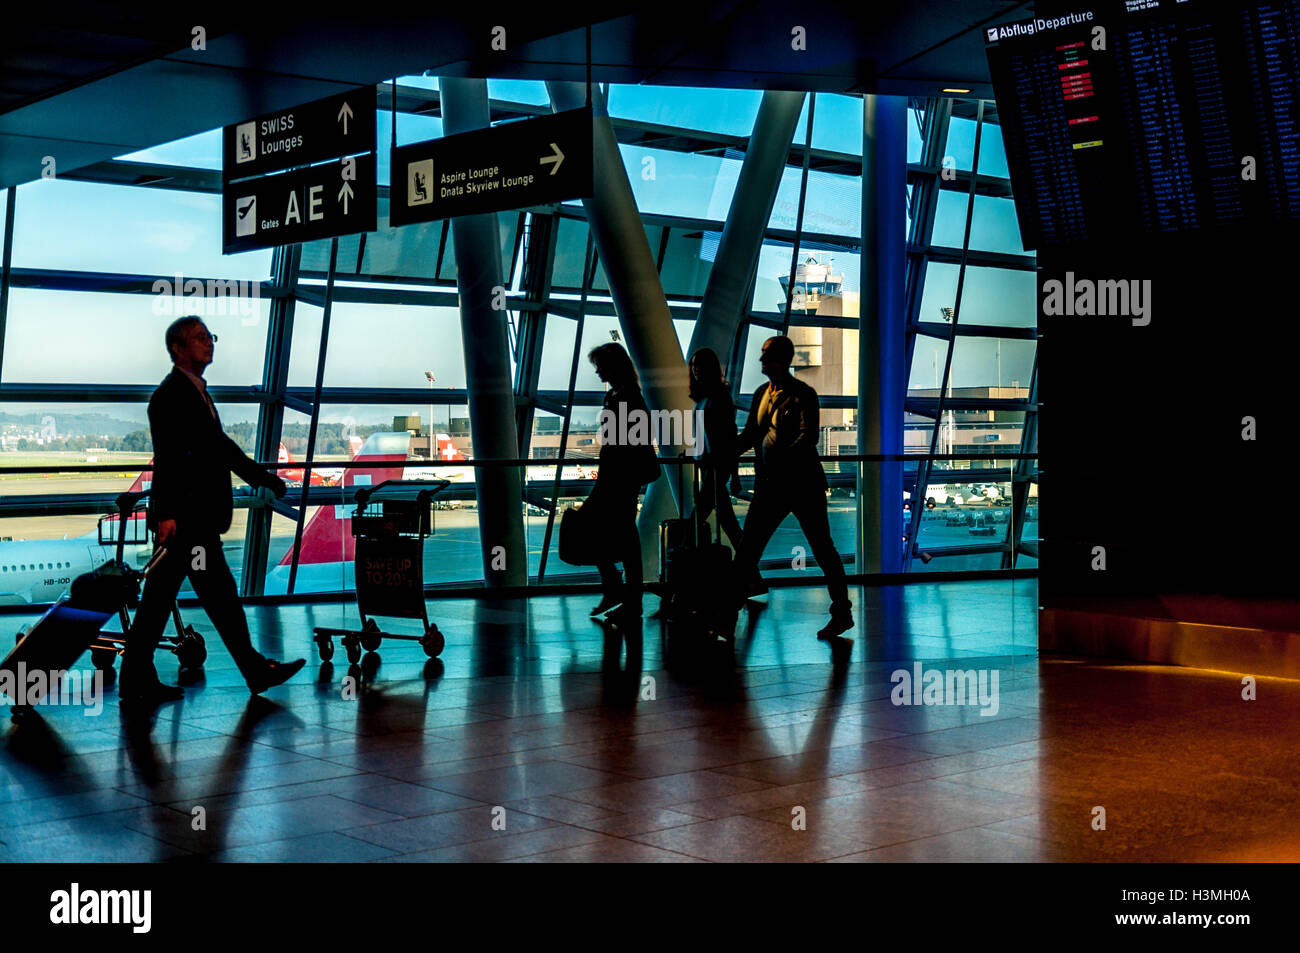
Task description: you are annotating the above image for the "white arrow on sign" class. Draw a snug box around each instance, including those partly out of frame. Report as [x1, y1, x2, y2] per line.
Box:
[540, 142, 564, 175]
[338, 181, 354, 213]
[338, 101, 353, 134]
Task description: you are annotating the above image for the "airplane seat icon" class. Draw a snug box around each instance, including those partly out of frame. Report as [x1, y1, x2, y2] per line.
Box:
[414, 171, 428, 203]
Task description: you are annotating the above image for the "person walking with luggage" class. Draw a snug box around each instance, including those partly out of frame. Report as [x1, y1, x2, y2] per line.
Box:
[731, 335, 854, 640]
[687, 347, 744, 552]
[587, 343, 660, 621]
[118, 316, 305, 706]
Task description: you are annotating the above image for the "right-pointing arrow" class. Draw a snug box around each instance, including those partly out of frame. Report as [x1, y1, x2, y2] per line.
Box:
[539, 142, 564, 175]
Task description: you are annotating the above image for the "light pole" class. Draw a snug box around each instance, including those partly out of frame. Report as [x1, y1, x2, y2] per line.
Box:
[424, 370, 436, 458]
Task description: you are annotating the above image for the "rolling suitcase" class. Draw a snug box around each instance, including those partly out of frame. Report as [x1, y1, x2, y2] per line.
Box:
[2, 543, 166, 716]
[659, 461, 734, 626]
[2, 603, 118, 712]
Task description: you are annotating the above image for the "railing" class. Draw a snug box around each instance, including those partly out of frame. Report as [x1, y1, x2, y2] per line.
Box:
[0, 451, 1038, 602]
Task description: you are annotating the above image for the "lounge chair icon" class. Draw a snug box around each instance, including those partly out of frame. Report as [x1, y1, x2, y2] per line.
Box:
[413, 170, 428, 203]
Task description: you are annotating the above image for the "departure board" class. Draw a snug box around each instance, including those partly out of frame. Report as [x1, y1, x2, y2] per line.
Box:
[987, 0, 1300, 249]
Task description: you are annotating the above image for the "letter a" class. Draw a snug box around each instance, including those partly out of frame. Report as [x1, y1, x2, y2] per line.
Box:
[1041, 279, 1063, 316]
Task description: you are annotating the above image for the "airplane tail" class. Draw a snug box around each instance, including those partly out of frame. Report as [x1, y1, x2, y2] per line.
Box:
[276, 441, 308, 484]
[434, 433, 468, 461]
[86, 464, 153, 540]
[277, 431, 409, 567]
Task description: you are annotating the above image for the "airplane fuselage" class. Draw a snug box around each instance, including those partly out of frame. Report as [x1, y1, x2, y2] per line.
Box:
[0, 538, 151, 606]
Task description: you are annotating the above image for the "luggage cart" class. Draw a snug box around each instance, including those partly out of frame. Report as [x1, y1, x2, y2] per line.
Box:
[313, 479, 450, 664]
[84, 491, 207, 672]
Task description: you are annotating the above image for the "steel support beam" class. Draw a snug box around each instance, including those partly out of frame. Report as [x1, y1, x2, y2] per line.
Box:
[546, 80, 693, 572]
[440, 77, 527, 589]
[0, 189, 15, 385]
[688, 90, 805, 369]
[857, 95, 908, 575]
[242, 244, 299, 597]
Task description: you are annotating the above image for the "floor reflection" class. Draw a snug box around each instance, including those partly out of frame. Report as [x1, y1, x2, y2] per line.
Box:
[5, 581, 1294, 861]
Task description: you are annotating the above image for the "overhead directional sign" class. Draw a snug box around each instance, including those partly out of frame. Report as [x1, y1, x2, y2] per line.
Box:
[223, 88, 376, 182]
[222, 152, 376, 253]
[390, 107, 593, 226]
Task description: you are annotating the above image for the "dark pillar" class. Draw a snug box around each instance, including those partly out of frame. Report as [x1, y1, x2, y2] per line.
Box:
[439, 77, 527, 588]
[857, 94, 908, 574]
[546, 80, 693, 571]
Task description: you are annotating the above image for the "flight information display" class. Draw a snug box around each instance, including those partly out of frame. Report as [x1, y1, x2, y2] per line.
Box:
[987, 0, 1300, 249]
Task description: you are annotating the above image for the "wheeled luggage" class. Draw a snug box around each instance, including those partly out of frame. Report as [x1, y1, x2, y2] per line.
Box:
[1, 502, 172, 717]
[658, 461, 735, 627]
[2, 603, 117, 714]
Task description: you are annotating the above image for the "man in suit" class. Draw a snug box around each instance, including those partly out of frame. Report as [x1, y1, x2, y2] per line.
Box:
[118, 315, 305, 705]
[732, 335, 854, 640]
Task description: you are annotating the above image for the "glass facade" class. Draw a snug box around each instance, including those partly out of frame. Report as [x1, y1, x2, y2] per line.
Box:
[0, 87, 1036, 600]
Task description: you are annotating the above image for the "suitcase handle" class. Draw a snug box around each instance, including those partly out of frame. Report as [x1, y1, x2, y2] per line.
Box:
[143, 547, 169, 578]
[680, 454, 723, 548]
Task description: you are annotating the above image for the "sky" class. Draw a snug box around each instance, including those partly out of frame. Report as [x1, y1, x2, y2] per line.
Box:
[2, 82, 1032, 430]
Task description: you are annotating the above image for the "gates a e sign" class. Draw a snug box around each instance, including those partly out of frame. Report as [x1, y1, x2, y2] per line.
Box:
[222, 88, 377, 253]
[223, 153, 376, 254]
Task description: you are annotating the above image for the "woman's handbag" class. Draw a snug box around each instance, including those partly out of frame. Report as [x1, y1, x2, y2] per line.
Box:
[634, 444, 662, 487]
[559, 503, 605, 566]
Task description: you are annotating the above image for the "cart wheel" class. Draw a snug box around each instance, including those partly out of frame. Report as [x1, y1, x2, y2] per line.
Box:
[176, 633, 207, 670]
[317, 637, 335, 662]
[343, 635, 362, 665]
[360, 632, 382, 653]
[90, 647, 118, 671]
[421, 625, 445, 658]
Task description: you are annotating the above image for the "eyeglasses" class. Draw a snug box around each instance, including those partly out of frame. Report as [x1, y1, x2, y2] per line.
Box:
[191, 331, 218, 343]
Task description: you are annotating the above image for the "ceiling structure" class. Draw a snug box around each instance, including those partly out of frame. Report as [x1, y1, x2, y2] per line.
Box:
[0, 0, 1032, 190]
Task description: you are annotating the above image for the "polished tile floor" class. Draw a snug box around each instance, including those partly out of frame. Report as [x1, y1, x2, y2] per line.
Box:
[3, 580, 1299, 862]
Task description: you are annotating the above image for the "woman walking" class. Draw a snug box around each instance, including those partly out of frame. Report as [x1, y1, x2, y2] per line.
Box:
[587, 343, 660, 620]
[688, 347, 744, 551]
